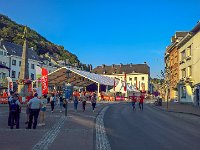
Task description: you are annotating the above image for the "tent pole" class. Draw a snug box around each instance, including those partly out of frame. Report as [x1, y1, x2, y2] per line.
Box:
[97, 83, 100, 101]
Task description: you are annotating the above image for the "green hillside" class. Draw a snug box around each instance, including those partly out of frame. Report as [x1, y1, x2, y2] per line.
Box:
[0, 14, 79, 64]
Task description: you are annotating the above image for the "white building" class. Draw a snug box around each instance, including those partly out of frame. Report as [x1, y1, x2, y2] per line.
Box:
[0, 39, 60, 88]
[92, 63, 150, 95]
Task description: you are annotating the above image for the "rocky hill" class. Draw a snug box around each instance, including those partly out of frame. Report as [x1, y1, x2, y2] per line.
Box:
[0, 14, 79, 64]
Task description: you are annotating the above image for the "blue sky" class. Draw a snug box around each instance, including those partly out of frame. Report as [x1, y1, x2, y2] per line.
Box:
[0, 0, 200, 77]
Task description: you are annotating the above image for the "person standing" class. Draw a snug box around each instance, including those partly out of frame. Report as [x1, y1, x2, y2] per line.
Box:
[139, 94, 144, 110]
[91, 92, 97, 112]
[25, 92, 34, 124]
[80, 91, 86, 112]
[59, 93, 64, 113]
[73, 90, 79, 112]
[38, 94, 48, 126]
[50, 93, 56, 113]
[10, 94, 21, 129]
[26, 93, 42, 129]
[131, 93, 137, 111]
[8, 91, 14, 127]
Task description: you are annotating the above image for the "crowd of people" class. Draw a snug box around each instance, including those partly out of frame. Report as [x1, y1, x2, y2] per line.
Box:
[6, 90, 98, 130]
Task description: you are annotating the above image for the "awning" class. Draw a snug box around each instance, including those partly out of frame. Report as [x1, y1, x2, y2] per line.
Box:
[48, 67, 116, 87]
[0, 64, 10, 70]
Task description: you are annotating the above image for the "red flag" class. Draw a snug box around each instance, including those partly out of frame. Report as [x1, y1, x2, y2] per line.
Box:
[124, 74, 127, 91]
[42, 68, 48, 95]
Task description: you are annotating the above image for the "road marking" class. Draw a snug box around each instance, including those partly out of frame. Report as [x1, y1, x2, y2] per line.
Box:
[32, 116, 66, 150]
[96, 106, 111, 150]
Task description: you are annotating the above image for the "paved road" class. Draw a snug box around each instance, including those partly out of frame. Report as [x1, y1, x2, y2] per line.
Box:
[104, 103, 200, 150]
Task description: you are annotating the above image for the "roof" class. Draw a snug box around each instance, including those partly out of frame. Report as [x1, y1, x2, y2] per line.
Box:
[91, 64, 150, 75]
[48, 67, 117, 87]
[191, 21, 200, 33]
[1, 40, 40, 61]
[175, 32, 188, 38]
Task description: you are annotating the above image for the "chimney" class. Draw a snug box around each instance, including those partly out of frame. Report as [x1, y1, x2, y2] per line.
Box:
[120, 63, 123, 67]
[130, 63, 132, 67]
[102, 64, 105, 68]
[112, 64, 115, 68]
[144, 62, 147, 64]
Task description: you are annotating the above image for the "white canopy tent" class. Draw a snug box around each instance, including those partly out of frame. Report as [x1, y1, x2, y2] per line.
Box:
[48, 67, 118, 98]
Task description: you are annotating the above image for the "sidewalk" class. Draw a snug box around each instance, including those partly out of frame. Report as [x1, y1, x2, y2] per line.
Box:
[152, 101, 200, 117]
[0, 102, 107, 150]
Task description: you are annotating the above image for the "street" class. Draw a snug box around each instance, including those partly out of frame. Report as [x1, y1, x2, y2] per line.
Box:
[104, 103, 200, 150]
[0, 102, 200, 150]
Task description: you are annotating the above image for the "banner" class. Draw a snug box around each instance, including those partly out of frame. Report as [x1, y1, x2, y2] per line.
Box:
[124, 74, 126, 92]
[41, 68, 48, 95]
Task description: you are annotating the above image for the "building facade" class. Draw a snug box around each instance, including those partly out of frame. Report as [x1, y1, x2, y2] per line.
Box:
[177, 21, 200, 105]
[165, 32, 188, 101]
[92, 63, 150, 93]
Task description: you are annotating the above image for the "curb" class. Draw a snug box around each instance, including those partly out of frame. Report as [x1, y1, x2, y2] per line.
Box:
[149, 104, 200, 117]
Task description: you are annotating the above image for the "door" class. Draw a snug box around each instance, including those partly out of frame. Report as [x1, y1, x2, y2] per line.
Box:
[196, 89, 199, 106]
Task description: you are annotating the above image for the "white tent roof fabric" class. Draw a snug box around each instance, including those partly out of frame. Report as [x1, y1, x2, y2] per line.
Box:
[66, 67, 115, 86]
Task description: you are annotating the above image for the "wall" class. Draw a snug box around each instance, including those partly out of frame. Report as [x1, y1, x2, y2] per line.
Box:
[178, 31, 200, 103]
[105, 73, 149, 92]
[169, 46, 179, 100]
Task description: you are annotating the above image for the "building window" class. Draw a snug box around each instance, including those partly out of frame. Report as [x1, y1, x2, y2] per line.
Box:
[187, 66, 192, 77]
[2, 73, 6, 79]
[49, 62, 52, 66]
[12, 59, 16, 66]
[19, 61, 21, 66]
[18, 72, 20, 78]
[129, 78, 132, 81]
[4, 52, 7, 56]
[181, 68, 186, 78]
[142, 77, 145, 80]
[134, 77, 137, 81]
[31, 73, 34, 80]
[31, 64, 35, 69]
[0, 51, 3, 55]
[12, 70, 16, 78]
[181, 50, 186, 61]
[181, 86, 186, 98]
[186, 46, 191, 57]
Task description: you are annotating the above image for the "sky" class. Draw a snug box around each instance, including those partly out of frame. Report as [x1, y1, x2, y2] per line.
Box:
[0, 0, 200, 78]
